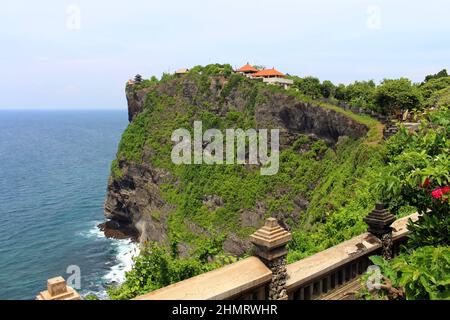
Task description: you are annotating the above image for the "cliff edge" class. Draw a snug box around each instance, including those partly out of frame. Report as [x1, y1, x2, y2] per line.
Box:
[103, 65, 373, 257]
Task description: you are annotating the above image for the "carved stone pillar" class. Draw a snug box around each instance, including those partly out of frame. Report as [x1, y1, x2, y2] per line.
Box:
[250, 218, 292, 300]
[36, 276, 82, 300]
[364, 203, 396, 260]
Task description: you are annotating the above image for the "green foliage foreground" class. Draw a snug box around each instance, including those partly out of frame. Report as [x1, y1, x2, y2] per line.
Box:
[361, 106, 450, 300]
[360, 246, 450, 300]
[108, 243, 237, 300]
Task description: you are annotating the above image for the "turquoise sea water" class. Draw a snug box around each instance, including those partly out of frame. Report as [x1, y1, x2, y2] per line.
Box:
[0, 110, 134, 300]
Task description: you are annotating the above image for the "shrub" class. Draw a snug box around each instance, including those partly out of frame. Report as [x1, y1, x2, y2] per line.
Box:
[419, 76, 450, 100]
[423, 69, 448, 83]
[108, 242, 234, 300]
[376, 106, 449, 247]
[363, 246, 450, 300]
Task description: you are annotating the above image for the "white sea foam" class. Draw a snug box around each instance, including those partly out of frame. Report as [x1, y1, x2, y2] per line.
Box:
[77, 221, 104, 239]
[80, 222, 140, 299]
[102, 238, 140, 285]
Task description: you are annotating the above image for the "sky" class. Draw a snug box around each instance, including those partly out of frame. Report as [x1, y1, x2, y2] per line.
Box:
[0, 0, 449, 109]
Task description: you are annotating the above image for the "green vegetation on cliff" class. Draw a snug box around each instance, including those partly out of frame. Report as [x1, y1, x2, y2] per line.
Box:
[113, 64, 384, 250]
[289, 68, 450, 114]
[107, 64, 449, 299]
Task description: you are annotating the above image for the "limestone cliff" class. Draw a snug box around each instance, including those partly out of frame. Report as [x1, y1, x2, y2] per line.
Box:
[103, 67, 370, 257]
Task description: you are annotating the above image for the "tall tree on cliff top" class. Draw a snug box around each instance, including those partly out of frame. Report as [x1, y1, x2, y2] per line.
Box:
[321, 80, 336, 99]
[345, 80, 376, 110]
[375, 78, 423, 115]
[294, 76, 322, 99]
[423, 69, 448, 83]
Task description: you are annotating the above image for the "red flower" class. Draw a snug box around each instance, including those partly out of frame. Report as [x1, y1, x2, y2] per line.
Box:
[421, 177, 431, 188]
[431, 186, 450, 199]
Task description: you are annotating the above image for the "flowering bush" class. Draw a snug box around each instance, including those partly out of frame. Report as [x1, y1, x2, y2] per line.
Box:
[431, 185, 450, 201]
[408, 181, 450, 248]
[364, 107, 450, 300]
[377, 106, 449, 247]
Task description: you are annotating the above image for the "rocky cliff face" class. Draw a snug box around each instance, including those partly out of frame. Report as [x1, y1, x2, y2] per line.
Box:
[103, 72, 369, 256]
[253, 92, 367, 145]
[126, 85, 151, 122]
[125, 80, 367, 144]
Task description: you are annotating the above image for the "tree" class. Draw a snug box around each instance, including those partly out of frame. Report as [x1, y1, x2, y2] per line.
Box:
[294, 76, 322, 99]
[346, 80, 376, 110]
[427, 87, 450, 108]
[321, 80, 336, 98]
[419, 76, 450, 100]
[374, 78, 423, 115]
[424, 69, 448, 83]
[335, 84, 347, 100]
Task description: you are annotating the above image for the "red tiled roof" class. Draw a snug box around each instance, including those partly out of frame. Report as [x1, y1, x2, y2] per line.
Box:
[252, 68, 285, 77]
[237, 63, 258, 73]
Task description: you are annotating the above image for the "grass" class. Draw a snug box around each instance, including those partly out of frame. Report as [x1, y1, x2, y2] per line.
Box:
[316, 101, 385, 145]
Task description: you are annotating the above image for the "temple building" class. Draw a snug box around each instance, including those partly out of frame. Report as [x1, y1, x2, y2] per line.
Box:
[252, 68, 285, 79]
[236, 63, 258, 77]
[252, 67, 294, 89]
[175, 68, 189, 75]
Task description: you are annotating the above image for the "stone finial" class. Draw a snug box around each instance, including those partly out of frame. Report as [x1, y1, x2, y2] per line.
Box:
[250, 218, 292, 261]
[36, 276, 82, 300]
[364, 203, 396, 237]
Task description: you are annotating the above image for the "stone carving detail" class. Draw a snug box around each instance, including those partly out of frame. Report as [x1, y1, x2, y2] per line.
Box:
[364, 203, 396, 260]
[381, 232, 394, 260]
[266, 256, 288, 300]
[250, 217, 292, 300]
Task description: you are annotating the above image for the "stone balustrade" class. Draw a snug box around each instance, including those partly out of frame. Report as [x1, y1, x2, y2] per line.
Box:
[134, 257, 272, 300]
[285, 213, 417, 300]
[134, 209, 417, 301]
[38, 205, 419, 301]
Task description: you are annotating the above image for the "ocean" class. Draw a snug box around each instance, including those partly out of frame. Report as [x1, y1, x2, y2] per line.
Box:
[0, 110, 137, 300]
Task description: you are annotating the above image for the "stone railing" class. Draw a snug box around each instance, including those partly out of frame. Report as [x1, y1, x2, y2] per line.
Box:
[286, 212, 418, 300]
[134, 257, 272, 300]
[38, 204, 418, 300]
[132, 204, 417, 301]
